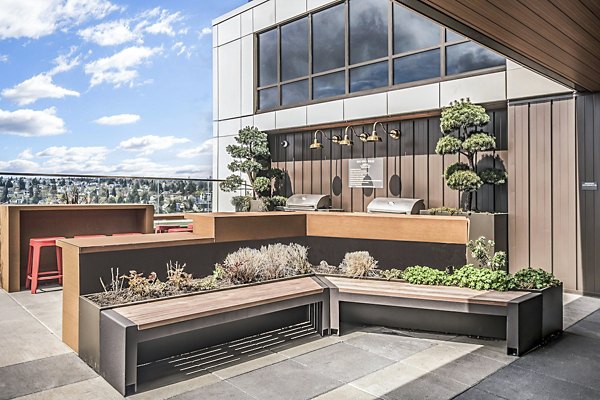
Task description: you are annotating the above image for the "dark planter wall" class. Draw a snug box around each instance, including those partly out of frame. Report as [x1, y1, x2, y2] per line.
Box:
[269, 110, 508, 213]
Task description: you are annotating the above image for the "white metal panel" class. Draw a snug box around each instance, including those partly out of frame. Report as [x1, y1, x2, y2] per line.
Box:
[217, 40, 242, 120]
[344, 93, 388, 120]
[276, 0, 307, 23]
[307, 0, 339, 12]
[241, 10, 253, 36]
[388, 83, 440, 115]
[307, 100, 344, 125]
[213, 47, 219, 121]
[507, 62, 572, 100]
[254, 111, 276, 131]
[440, 72, 506, 106]
[253, 1, 276, 32]
[241, 115, 255, 128]
[218, 118, 242, 138]
[212, 25, 218, 48]
[241, 35, 255, 116]
[218, 15, 241, 46]
[217, 135, 238, 179]
[275, 106, 307, 129]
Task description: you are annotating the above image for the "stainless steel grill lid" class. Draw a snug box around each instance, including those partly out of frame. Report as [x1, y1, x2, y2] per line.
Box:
[366, 197, 425, 214]
[285, 194, 331, 211]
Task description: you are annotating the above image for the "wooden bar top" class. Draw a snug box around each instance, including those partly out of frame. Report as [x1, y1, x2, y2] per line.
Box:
[326, 276, 528, 306]
[57, 233, 214, 254]
[0, 204, 153, 211]
[115, 277, 323, 330]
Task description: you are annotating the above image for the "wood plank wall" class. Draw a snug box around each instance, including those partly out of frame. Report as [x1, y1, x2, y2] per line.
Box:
[508, 97, 579, 291]
[270, 110, 508, 213]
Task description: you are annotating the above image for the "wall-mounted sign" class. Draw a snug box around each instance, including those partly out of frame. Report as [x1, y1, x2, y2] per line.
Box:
[349, 158, 384, 188]
[582, 182, 598, 191]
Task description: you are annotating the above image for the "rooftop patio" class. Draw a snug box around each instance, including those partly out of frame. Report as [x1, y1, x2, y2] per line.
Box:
[1, 285, 599, 400]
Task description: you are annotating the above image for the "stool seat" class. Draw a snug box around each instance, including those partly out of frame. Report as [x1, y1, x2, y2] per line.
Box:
[167, 227, 193, 233]
[26, 236, 65, 294]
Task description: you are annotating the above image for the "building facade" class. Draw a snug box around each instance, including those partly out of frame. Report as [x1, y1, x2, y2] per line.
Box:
[211, 0, 592, 294]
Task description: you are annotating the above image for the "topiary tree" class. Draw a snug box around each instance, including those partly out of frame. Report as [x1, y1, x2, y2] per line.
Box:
[219, 126, 284, 210]
[435, 98, 507, 211]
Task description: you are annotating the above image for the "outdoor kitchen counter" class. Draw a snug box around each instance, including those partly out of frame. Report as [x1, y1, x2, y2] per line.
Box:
[0, 204, 154, 292]
[186, 211, 469, 245]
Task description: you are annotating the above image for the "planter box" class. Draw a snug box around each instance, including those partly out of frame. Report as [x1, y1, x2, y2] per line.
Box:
[524, 283, 563, 338]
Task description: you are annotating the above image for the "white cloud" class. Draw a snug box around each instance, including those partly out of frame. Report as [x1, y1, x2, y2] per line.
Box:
[93, 113, 140, 125]
[0, 107, 66, 136]
[37, 145, 110, 165]
[144, 8, 182, 37]
[177, 139, 213, 158]
[119, 135, 190, 155]
[1, 48, 80, 105]
[2, 74, 80, 105]
[84, 46, 162, 88]
[0, 0, 120, 40]
[17, 148, 34, 159]
[0, 159, 40, 172]
[78, 19, 140, 46]
[198, 27, 211, 39]
[172, 42, 185, 56]
[0, 54, 7, 62]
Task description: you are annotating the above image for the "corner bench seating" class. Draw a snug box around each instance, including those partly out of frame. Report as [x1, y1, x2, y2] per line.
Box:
[94, 275, 550, 396]
[321, 276, 543, 357]
[99, 277, 330, 396]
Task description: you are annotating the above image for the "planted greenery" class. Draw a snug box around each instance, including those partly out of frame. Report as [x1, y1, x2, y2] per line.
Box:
[467, 237, 507, 271]
[445, 265, 515, 291]
[402, 266, 447, 285]
[380, 268, 403, 280]
[513, 267, 561, 290]
[435, 99, 507, 211]
[426, 206, 464, 216]
[340, 251, 379, 278]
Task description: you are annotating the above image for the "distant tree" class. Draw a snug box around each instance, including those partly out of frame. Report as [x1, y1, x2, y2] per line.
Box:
[116, 195, 124, 203]
[111, 187, 117, 196]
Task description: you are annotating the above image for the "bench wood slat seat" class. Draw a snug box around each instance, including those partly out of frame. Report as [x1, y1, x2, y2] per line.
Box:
[320, 276, 543, 358]
[115, 277, 325, 330]
[99, 276, 330, 396]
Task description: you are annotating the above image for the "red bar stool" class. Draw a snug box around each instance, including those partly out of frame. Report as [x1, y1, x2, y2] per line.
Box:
[154, 224, 173, 233]
[167, 227, 193, 233]
[26, 237, 65, 294]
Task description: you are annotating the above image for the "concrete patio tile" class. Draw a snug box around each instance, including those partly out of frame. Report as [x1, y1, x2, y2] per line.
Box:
[447, 337, 515, 364]
[385, 328, 458, 343]
[227, 359, 341, 400]
[475, 364, 600, 400]
[211, 351, 288, 379]
[0, 353, 97, 400]
[399, 344, 478, 373]
[167, 380, 254, 400]
[130, 373, 221, 400]
[342, 330, 435, 361]
[349, 361, 429, 397]
[427, 353, 507, 386]
[566, 319, 600, 340]
[9, 289, 62, 337]
[453, 387, 506, 400]
[293, 342, 394, 383]
[271, 335, 341, 358]
[382, 370, 469, 400]
[314, 384, 380, 400]
[585, 309, 600, 323]
[12, 377, 123, 400]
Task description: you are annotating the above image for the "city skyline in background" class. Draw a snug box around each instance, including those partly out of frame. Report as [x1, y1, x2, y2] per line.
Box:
[0, 0, 246, 178]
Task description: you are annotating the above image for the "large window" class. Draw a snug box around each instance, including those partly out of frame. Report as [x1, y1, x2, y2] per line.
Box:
[256, 0, 506, 111]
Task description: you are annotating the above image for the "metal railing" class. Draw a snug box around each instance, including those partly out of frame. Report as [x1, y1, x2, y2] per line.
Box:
[0, 172, 250, 215]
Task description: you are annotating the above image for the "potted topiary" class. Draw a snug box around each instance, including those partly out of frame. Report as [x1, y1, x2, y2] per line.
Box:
[219, 126, 285, 212]
[421, 99, 508, 257]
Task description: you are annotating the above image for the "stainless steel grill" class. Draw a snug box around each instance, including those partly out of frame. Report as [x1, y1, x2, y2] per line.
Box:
[283, 194, 332, 211]
[367, 197, 425, 214]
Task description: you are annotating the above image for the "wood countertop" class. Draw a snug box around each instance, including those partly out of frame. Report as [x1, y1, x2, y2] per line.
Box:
[57, 233, 214, 254]
[0, 204, 153, 210]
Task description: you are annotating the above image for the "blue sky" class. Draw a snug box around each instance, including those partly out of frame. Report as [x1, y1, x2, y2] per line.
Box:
[0, 0, 245, 178]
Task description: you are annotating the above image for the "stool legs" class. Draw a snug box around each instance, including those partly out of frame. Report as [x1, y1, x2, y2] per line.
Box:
[30, 245, 41, 294]
[56, 247, 63, 285]
[25, 245, 33, 290]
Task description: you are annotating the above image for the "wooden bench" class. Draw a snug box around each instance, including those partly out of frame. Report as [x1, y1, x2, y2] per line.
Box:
[98, 277, 330, 396]
[318, 276, 543, 357]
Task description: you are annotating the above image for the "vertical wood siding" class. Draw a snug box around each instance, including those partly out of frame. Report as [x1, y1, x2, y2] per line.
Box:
[270, 110, 508, 214]
[508, 97, 579, 291]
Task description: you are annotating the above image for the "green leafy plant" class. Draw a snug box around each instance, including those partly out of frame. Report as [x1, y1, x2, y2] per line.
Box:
[445, 265, 514, 291]
[513, 267, 561, 290]
[231, 196, 251, 212]
[426, 206, 464, 216]
[436, 99, 507, 211]
[402, 266, 447, 285]
[219, 126, 285, 208]
[479, 168, 508, 185]
[262, 195, 288, 211]
[467, 236, 507, 271]
[340, 251, 379, 278]
[380, 268, 403, 280]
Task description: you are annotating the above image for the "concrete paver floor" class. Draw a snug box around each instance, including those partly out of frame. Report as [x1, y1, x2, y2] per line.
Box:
[1, 288, 599, 400]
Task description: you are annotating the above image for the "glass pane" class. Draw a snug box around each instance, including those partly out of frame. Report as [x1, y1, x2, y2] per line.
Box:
[349, 0, 388, 65]
[393, 4, 440, 54]
[350, 61, 388, 93]
[313, 71, 345, 99]
[312, 4, 345, 74]
[446, 29, 465, 42]
[282, 80, 308, 106]
[393, 49, 440, 85]
[281, 17, 309, 81]
[258, 29, 277, 87]
[446, 42, 505, 75]
[258, 87, 278, 110]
